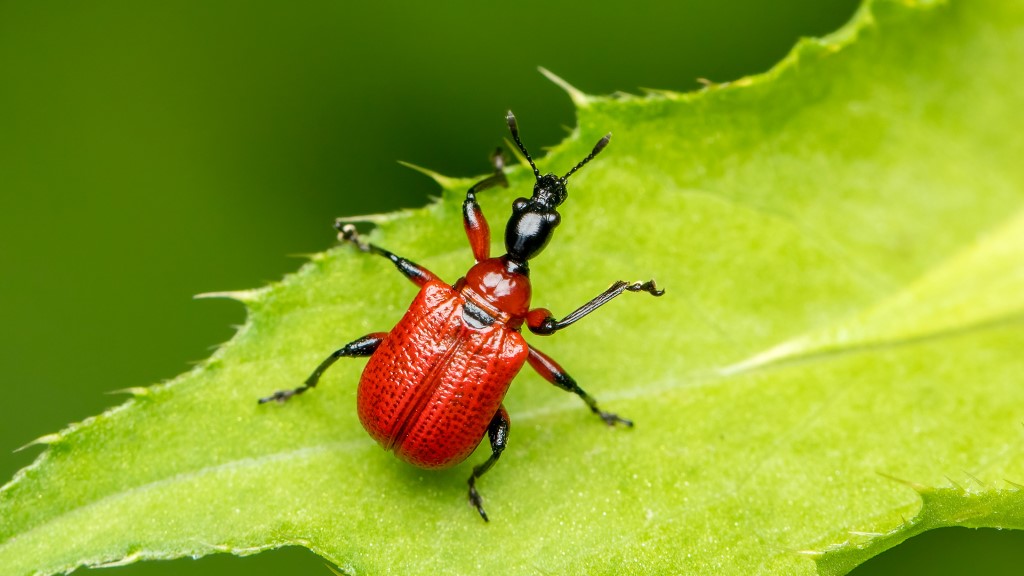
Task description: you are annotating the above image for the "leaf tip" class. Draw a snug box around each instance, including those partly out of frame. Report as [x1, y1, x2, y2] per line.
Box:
[538, 66, 591, 107]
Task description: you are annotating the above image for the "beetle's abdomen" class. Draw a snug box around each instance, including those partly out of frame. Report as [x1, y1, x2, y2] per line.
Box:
[358, 281, 529, 469]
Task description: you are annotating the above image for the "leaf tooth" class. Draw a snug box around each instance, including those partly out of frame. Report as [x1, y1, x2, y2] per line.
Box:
[13, 433, 62, 452]
[944, 475, 967, 493]
[206, 542, 234, 553]
[194, 289, 260, 303]
[286, 252, 320, 261]
[538, 66, 590, 108]
[334, 210, 415, 225]
[205, 340, 233, 352]
[793, 548, 825, 558]
[875, 471, 933, 494]
[638, 87, 684, 102]
[105, 386, 151, 398]
[1003, 479, 1024, 490]
[94, 550, 144, 568]
[395, 160, 457, 189]
[962, 471, 987, 490]
[848, 530, 885, 537]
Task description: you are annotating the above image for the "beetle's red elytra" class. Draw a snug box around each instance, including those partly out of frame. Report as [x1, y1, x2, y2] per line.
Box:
[260, 112, 663, 521]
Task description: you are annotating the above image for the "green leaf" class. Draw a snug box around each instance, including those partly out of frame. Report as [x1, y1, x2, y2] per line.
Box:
[3, 0, 1023, 573]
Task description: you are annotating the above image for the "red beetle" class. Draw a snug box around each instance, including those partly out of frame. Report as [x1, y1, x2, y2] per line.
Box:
[261, 112, 663, 521]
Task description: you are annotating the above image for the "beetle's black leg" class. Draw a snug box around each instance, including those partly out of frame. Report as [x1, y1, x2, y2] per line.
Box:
[527, 345, 632, 427]
[526, 280, 664, 335]
[467, 148, 508, 198]
[467, 404, 510, 522]
[258, 332, 386, 404]
[463, 148, 508, 263]
[334, 222, 441, 288]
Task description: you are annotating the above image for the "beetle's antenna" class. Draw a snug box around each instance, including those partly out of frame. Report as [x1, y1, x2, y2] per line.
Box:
[506, 110, 541, 180]
[563, 133, 611, 182]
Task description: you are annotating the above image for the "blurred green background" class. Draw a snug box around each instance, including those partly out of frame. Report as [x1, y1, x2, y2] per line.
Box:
[3, 1, 1019, 574]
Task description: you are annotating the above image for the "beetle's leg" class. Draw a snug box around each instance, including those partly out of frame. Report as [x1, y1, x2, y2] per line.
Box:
[527, 345, 632, 427]
[258, 332, 386, 404]
[334, 222, 441, 287]
[526, 280, 664, 335]
[467, 404, 510, 522]
[463, 148, 508, 262]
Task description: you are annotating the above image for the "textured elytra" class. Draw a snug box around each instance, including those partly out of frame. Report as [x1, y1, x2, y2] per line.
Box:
[357, 281, 528, 469]
[2, 0, 1024, 574]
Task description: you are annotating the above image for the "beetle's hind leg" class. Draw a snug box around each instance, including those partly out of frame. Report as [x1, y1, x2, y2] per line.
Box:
[258, 332, 386, 404]
[526, 345, 633, 427]
[467, 404, 510, 522]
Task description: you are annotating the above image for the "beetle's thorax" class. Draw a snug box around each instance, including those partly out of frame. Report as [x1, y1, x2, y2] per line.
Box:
[455, 257, 531, 329]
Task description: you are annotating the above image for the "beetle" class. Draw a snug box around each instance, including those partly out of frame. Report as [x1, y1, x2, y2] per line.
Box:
[260, 111, 663, 521]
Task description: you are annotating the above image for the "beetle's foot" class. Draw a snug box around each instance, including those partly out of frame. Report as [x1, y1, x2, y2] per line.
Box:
[599, 411, 634, 428]
[257, 387, 305, 404]
[334, 222, 371, 252]
[626, 279, 665, 297]
[468, 480, 490, 522]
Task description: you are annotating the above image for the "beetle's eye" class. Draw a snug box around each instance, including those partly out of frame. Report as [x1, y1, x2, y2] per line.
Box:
[545, 212, 561, 226]
[512, 198, 529, 212]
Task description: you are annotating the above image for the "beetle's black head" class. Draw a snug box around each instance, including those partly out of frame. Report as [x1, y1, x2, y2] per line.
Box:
[503, 110, 610, 263]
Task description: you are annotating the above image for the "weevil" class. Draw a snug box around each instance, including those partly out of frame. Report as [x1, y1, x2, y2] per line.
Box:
[261, 112, 663, 521]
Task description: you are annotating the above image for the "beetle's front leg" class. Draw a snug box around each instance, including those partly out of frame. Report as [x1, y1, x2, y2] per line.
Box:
[334, 222, 441, 288]
[527, 280, 664, 335]
[467, 404, 510, 522]
[258, 332, 386, 404]
[527, 345, 632, 427]
[463, 148, 508, 262]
